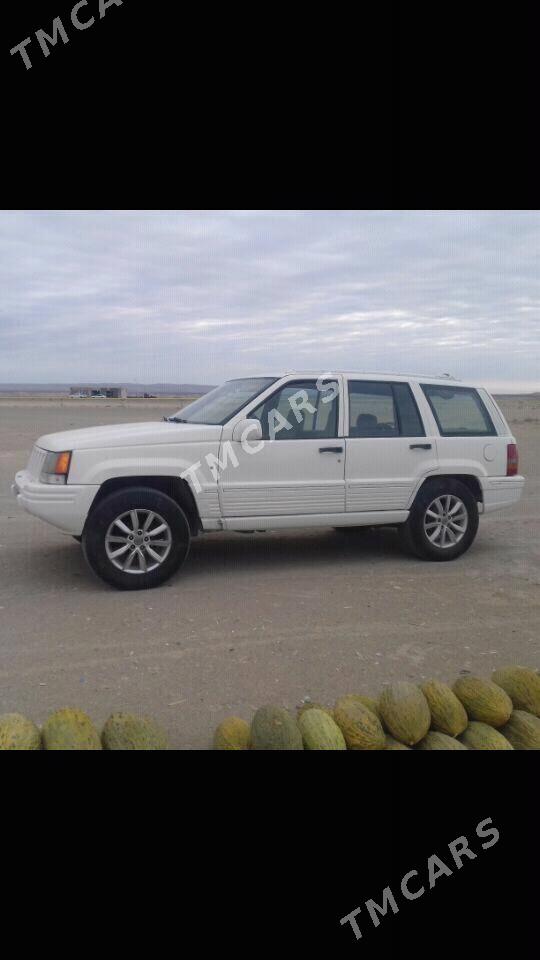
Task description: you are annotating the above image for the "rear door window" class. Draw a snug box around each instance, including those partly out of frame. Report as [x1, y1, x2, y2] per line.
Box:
[348, 381, 425, 437]
[421, 384, 496, 436]
[392, 383, 425, 437]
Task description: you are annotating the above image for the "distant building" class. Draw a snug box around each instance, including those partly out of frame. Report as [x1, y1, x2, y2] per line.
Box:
[70, 386, 127, 399]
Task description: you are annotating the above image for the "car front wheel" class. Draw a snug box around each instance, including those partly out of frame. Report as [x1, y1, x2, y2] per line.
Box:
[82, 487, 191, 590]
[400, 479, 479, 561]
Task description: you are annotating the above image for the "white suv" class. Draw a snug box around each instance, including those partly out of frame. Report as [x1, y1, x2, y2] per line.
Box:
[13, 372, 525, 590]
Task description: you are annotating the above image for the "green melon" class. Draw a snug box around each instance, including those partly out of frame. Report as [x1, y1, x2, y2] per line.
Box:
[384, 735, 411, 751]
[452, 676, 513, 727]
[355, 695, 382, 721]
[42, 708, 101, 750]
[298, 709, 346, 750]
[416, 731, 468, 750]
[499, 710, 540, 750]
[102, 713, 168, 750]
[419, 680, 468, 736]
[333, 696, 385, 750]
[458, 721, 513, 751]
[0, 713, 41, 750]
[213, 716, 251, 750]
[491, 666, 540, 718]
[379, 682, 431, 745]
[296, 702, 334, 722]
[332, 694, 381, 721]
[250, 706, 303, 750]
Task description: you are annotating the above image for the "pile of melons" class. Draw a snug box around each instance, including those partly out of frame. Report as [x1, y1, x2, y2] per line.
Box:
[0, 708, 168, 750]
[213, 666, 540, 750]
[2, 666, 538, 750]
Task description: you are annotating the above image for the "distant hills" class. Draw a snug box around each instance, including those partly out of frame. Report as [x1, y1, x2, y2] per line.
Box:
[0, 382, 214, 396]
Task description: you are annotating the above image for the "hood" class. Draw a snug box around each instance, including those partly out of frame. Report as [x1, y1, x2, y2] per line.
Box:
[36, 420, 223, 452]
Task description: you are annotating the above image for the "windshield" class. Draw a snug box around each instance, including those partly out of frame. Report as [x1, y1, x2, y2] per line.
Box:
[171, 377, 278, 425]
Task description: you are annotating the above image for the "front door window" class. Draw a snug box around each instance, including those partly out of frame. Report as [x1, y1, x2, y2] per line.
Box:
[250, 380, 339, 440]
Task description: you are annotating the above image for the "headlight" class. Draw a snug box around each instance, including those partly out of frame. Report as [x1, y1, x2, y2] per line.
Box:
[40, 450, 72, 485]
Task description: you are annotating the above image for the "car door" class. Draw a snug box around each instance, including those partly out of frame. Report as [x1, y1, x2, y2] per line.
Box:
[218, 377, 346, 520]
[344, 379, 439, 512]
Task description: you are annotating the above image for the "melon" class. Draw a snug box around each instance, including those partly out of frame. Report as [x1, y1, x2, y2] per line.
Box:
[499, 710, 540, 750]
[458, 721, 513, 751]
[452, 676, 512, 727]
[355, 695, 382, 721]
[213, 716, 251, 750]
[416, 731, 468, 750]
[419, 680, 468, 736]
[0, 713, 41, 750]
[491, 666, 540, 717]
[333, 696, 385, 750]
[332, 694, 381, 721]
[250, 706, 303, 750]
[42, 708, 101, 750]
[379, 682, 431, 745]
[298, 709, 346, 750]
[102, 713, 168, 750]
[296, 702, 334, 722]
[384, 735, 411, 751]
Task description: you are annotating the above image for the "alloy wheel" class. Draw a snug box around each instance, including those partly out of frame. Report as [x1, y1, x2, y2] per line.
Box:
[423, 495, 468, 549]
[105, 509, 172, 573]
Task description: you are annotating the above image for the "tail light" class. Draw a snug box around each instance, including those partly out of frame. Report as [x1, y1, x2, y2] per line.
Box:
[506, 443, 518, 476]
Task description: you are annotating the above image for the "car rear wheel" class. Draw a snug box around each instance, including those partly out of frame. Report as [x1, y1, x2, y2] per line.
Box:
[399, 479, 479, 561]
[82, 487, 190, 590]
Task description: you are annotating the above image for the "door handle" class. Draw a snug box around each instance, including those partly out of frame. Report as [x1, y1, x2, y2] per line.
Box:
[319, 446, 343, 453]
[409, 443, 432, 450]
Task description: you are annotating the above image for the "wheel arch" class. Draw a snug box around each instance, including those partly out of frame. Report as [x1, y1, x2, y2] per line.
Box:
[412, 474, 483, 507]
[85, 476, 202, 536]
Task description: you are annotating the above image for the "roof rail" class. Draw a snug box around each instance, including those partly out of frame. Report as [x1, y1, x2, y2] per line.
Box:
[284, 370, 460, 381]
[353, 371, 461, 381]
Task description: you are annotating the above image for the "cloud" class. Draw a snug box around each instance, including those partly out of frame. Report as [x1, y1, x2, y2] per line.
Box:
[0, 210, 539, 390]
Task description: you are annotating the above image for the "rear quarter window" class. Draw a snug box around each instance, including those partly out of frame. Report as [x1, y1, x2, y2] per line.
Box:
[421, 384, 496, 436]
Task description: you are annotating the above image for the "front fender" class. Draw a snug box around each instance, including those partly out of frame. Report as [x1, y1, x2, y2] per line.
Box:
[68, 443, 221, 520]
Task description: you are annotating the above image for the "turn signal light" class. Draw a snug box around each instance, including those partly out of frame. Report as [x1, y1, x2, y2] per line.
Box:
[54, 451, 72, 475]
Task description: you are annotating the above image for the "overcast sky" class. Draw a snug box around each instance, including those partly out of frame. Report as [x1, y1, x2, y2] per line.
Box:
[1, 210, 539, 391]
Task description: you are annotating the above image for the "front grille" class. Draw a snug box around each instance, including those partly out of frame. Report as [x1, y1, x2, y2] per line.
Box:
[26, 445, 47, 479]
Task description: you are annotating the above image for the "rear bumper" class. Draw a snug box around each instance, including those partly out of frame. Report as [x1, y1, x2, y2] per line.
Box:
[480, 475, 525, 513]
[12, 470, 99, 535]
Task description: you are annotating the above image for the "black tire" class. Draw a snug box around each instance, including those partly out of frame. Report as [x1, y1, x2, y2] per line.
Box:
[399, 479, 479, 561]
[82, 487, 191, 590]
[72, 535, 82, 543]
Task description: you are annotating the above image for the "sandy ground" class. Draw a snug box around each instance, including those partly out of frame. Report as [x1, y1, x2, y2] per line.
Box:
[0, 396, 538, 748]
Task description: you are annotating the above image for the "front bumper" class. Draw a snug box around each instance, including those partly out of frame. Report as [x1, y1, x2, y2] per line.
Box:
[480, 475, 525, 513]
[12, 470, 100, 535]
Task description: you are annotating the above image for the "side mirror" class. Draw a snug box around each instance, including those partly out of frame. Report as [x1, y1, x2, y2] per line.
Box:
[232, 418, 263, 443]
